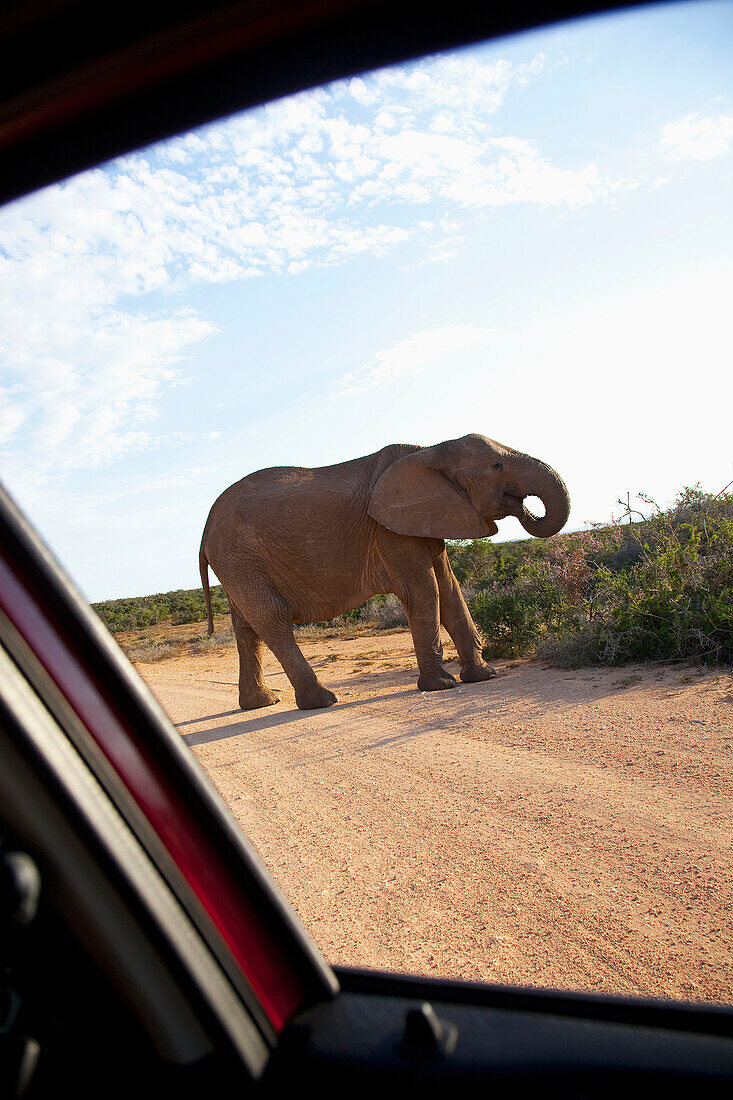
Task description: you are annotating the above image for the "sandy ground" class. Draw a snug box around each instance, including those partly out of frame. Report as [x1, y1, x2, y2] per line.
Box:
[135, 629, 733, 1005]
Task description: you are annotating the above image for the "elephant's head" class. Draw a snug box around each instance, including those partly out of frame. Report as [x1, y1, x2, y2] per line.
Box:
[368, 433, 570, 540]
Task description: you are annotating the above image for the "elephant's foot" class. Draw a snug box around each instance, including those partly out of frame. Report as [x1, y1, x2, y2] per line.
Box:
[239, 687, 281, 711]
[460, 660, 497, 683]
[418, 668, 457, 692]
[296, 683, 339, 710]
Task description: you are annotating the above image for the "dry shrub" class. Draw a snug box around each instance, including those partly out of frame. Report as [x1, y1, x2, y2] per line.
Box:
[126, 640, 184, 663]
[125, 626, 234, 663]
[191, 627, 234, 653]
[359, 594, 407, 628]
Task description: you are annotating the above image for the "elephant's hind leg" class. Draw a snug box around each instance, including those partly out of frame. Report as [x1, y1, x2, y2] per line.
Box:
[231, 606, 281, 710]
[232, 586, 337, 710]
[258, 618, 338, 710]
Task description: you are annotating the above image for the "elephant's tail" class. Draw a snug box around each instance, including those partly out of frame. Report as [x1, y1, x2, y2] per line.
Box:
[199, 545, 214, 636]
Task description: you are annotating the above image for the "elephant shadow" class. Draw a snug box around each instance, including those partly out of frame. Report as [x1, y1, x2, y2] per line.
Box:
[177, 658, 676, 750]
[179, 687, 417, 747]
[444, 659, 673, 720]
[327, 665, 416, 694]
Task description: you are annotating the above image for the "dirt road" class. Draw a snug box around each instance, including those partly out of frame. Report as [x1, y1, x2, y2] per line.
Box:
[136, 629, 733, 1004]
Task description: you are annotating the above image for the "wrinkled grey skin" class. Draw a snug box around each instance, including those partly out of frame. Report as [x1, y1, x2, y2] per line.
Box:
[200, 433, 570, 711]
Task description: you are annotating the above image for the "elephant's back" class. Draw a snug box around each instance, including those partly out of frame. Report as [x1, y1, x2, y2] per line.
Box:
[202, 444, 418, 551]
[230, 463, 352, 515]
[203, 461, 365, 556]
[205, 465, 317, 520]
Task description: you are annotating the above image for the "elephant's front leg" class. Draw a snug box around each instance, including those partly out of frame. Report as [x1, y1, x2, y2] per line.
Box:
[433, 547, 496, 683]
[385, 544, 456, 692]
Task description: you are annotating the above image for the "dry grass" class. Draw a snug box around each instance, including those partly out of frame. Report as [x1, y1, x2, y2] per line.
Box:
[117, 617, 234, 663]
[114, 612, 408, 664]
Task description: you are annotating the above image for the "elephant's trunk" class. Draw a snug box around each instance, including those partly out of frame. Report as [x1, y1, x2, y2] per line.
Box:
[505, 456, 570, 539]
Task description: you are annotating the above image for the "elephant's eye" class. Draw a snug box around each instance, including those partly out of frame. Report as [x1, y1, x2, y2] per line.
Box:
[493, 460, 503, 472]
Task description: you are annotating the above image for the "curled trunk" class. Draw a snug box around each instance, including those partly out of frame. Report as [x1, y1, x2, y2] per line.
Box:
[508, 456, 570, 538]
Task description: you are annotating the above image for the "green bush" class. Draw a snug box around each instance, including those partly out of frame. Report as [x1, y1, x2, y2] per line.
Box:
[94, 585, 229, 633]
[468, 485, 733, 666]
[447, 537, 539, 590]
[562, 486, 733, 665]
[471, 578, 550, 659]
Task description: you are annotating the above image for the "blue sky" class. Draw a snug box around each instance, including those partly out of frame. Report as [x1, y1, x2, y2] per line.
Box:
[1, 1, 732, 602]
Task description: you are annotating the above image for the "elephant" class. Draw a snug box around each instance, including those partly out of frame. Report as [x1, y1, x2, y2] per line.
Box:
[199, 433, 570, 711]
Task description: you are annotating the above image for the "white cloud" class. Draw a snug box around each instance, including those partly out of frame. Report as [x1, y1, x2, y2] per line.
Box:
[349, 53, 540, 117]
[334, 324, 496, 395]
[1, 307, 214, 497]
[0, 45, 612, 508]
[661, 113, 733, 161]
[0, 49, 604, 314]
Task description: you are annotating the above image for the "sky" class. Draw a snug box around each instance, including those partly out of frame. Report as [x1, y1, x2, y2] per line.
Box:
[1, 1, 732, 602]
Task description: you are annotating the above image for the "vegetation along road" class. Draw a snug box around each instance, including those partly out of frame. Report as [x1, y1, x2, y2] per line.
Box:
[136, 626, 733, 1006]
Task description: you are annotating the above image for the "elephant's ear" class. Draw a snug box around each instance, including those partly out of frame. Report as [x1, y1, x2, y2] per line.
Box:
[368, 445, 494, 539]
